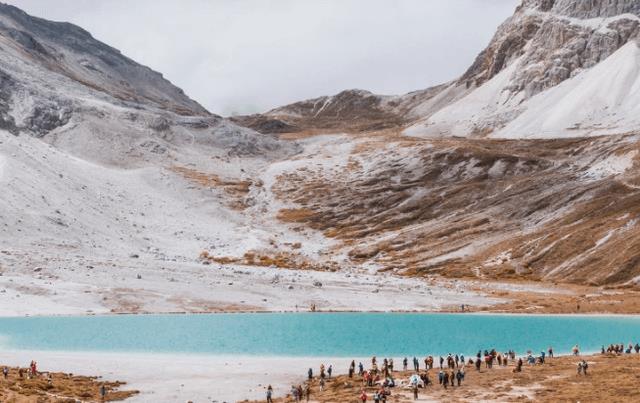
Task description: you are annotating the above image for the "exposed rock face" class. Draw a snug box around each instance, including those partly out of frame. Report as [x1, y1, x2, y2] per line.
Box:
[549, 0, 640, 18]
[462, 0, 640, 97]
[406, 0, 640, 138]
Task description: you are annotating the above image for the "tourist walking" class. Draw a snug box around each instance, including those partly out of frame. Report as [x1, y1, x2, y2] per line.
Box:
[2, 366, 8, 379]
[266, 385, 274, 403]
[413, 356, 419, 371]
[305, 384, 311, 402]
[456, 369, 463, 386]
[514, 358, 523, 373]
[319, 378, 325, 392]
[413, 384, 419, 400]
[360, 389, 368, 402]
[328, 365, 333, 378]
[403, 357, 408, 371]
[572, 345, 580, 355]
[548, 346, 554, 358]
[308, 368, 313, 380]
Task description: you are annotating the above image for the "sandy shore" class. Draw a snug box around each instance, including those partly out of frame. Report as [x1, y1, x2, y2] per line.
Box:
[5, 348, 640, 402]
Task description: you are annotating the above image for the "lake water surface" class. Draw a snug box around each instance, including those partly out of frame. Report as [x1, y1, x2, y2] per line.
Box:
[0, 313, 639, 357]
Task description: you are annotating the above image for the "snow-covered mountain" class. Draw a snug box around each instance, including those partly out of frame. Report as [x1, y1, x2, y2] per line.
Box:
[240, 0, 640, 140]
[407, 0, 640, 138]
[2, 0, 640, 319]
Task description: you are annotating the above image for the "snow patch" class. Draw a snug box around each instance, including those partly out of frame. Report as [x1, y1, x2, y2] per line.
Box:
[583, 150, 637, 180]
[497, 41, 640, 138]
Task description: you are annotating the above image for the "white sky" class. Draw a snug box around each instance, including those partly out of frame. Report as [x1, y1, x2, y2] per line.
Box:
[6, 0, 520, 115]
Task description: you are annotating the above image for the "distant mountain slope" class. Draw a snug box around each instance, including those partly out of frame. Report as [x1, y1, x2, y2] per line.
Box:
[408, 0, 640, 138]
[0, 2, 208, 124]
[238, 0, 640, 140]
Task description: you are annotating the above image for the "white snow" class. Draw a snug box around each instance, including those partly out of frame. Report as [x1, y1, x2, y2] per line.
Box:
[497, 41, 640, 138]
[582, 150, 637, 180]
[405, 57, 524, 138]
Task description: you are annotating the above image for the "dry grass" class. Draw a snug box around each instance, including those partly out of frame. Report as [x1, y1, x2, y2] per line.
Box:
[199, 250, 339, 272]
[170, 165, 253, 209]
[268, 134, 640, 287]
[0, 366, 137, 402]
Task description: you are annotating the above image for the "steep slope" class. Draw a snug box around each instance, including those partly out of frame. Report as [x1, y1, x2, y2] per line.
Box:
[407, 0, 640, 138]
[237, 0, 640, 140]
[0, 2, 208, 118]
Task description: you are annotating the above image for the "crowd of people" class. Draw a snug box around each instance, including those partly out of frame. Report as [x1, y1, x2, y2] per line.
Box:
[1, 360, 39, 381]
[265, 341, 640, 401]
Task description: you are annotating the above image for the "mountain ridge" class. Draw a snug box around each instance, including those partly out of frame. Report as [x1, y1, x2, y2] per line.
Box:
[235, 0, 640, 140]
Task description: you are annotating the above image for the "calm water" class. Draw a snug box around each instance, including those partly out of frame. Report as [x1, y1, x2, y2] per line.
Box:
[0, 313, 639, 357]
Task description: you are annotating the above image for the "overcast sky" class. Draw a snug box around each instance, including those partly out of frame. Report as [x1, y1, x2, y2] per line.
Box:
[7, 0, 519, 115]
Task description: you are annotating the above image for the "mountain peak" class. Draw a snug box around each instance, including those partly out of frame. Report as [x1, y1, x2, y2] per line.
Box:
[0, 2, 209, 117]
[522, 0, 640, 18]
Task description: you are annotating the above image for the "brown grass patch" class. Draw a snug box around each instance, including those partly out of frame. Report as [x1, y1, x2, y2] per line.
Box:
[0, 366, 137, 402]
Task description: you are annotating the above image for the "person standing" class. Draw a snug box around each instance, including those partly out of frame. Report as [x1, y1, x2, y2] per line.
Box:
[360, 389, 368, 402]
[403, 357, 408, 371]
[266, 385, 274, 403]
[305, 384, 311, 402]
[328, 365, 333, 379]
[2, 366, 8, 379]
[548, 346, 554, 358]
[308, 368, 313, 380]
[413, 384, 419, 400]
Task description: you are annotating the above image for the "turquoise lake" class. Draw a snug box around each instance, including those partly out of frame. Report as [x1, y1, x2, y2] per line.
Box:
[1, 313, 639, 357]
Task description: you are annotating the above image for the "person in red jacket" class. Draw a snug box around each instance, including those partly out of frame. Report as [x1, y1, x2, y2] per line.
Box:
[360, 389, 368, 402]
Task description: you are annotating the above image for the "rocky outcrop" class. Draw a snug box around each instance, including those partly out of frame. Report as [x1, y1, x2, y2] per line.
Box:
[461, 0, 640, 97]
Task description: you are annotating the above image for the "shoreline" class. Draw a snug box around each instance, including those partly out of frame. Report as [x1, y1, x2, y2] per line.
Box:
[0, 348, 630, 402]
[2, 310, 640, 319]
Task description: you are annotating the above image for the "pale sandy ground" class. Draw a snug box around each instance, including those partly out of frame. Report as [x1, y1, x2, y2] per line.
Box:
[0, 350, 359, 402]
[0, 255, 509, 316]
